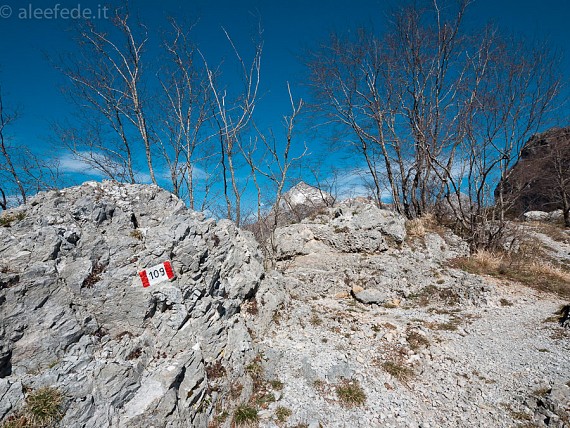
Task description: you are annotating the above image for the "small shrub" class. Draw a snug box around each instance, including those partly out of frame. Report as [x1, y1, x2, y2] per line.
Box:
[275, 406, 292, 423]
[382, 361, 414, 382]
[0, 211, 25, 227]
[335, 379, 366, 407]
[232, 405, 258, 426]
[24, 387, 64, 427]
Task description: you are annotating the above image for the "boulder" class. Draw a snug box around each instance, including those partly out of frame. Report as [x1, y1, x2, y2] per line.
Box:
[0, 181, 274, 427]
[351, 287, 390, 305]
[522, 209, 565, 223]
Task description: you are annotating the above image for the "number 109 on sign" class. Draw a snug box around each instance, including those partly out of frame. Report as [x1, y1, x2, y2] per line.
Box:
[139, 261, 175, 287]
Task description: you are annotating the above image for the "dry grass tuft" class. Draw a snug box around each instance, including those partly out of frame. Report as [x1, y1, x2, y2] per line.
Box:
[0, 211, 25, 228]
[2, 387, 65, 428]
[275, 406, 292, 423]
[406, 331, 430, 350]
[405, 213, 445, 241]
[452, 246, 570, 299]
[232, 405, 258, 427]
[529, 221, 569, 243]
[382, 361, 414, 382]
[335, 379, 366, 407]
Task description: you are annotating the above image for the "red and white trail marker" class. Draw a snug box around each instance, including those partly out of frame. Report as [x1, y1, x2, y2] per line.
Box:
[139, 261, 175, 287]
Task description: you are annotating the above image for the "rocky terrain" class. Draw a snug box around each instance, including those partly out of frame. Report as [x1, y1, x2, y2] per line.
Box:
[253, 202, 570, 427]
[0, 182, 569, 427]
[0, 182, 271, 427]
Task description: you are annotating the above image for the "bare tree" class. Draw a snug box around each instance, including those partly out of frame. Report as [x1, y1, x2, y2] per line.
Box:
[307, 30, 388, 208]
[58, 7, 157, 184]
[439, 34, 562, 248]
[308, 0, 561, 248]
[240, 83, 307, 265]
[0, 88, 61, 209]
[201, 28, 262, 227]
[157, 19, 214, 208]
[508, 128, 570, 227]
[0, 88, 26, 208]
[308, 1, 475, 218]
[546, 137, 570, 227]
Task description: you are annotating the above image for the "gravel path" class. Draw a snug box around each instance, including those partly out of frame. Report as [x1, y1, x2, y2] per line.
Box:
[254, 276, 569, 428]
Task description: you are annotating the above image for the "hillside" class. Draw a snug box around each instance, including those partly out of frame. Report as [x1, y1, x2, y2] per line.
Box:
[0, 182, 568, 428]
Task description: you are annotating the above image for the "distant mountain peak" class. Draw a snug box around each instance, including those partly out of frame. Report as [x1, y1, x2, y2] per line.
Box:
[281, 181, 332, 208]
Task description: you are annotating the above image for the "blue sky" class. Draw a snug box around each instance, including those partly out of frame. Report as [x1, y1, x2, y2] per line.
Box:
[0, 0, 569, 206]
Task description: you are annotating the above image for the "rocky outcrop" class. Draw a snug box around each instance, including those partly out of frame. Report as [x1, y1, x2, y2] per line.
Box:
[523, 383, 570, 427]
[273, 202, 406, 261]
[247, 201, 569, 427]
[523, 210, 564, 223]
[2, 180, 568, 428]
[0, 181, 273, 427]
[498, 126, 570, 216]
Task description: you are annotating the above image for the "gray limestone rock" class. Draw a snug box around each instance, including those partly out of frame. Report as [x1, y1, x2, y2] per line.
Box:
[523, 211, 551, 222]
[0, 181, 274, 428]
[351, 287, 390, 305]
[272, 201, 406, 260]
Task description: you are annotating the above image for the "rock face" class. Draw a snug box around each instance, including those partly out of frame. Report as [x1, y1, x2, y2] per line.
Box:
[0, 181, 267, 427]
[498, 126, 570, 216]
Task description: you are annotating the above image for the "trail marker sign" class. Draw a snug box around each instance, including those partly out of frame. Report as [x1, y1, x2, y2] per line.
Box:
[139, 261, 175, 287]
